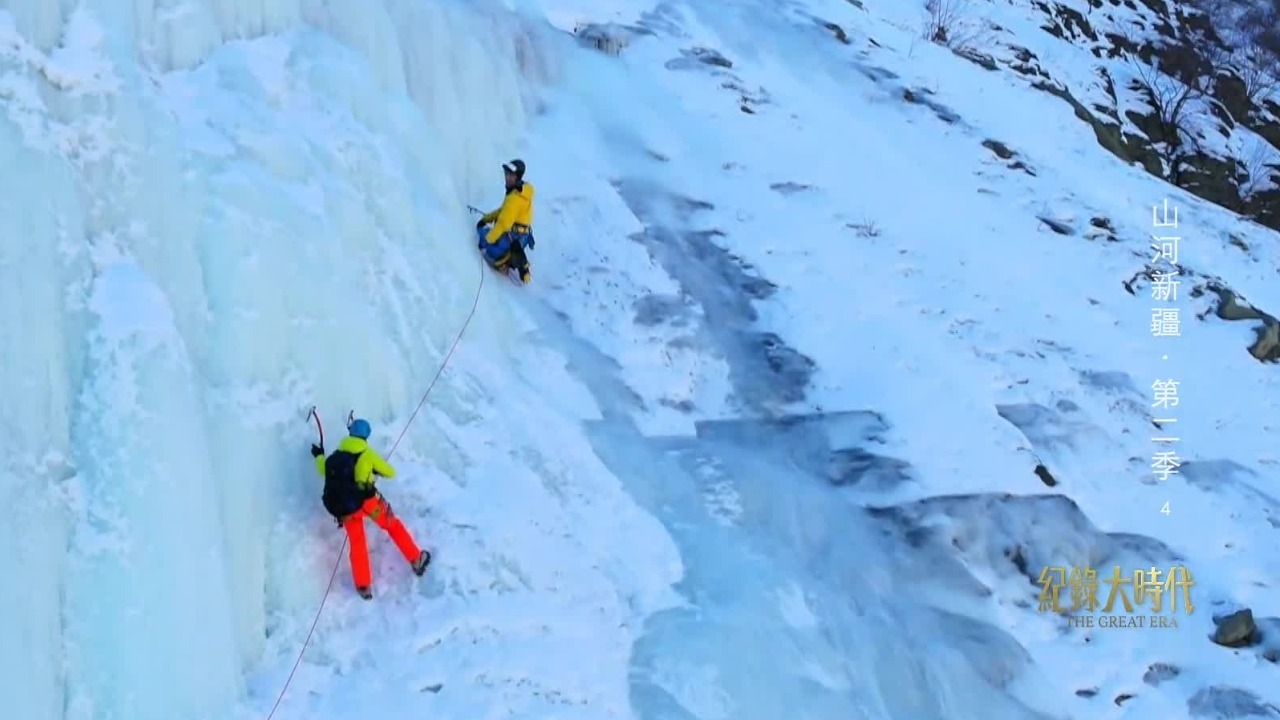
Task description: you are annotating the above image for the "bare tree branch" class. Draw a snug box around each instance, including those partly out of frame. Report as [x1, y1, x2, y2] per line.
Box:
[921, 0, 990, 54]
[1128, 55, 1205, 183]
[1239, 135, 1279, 201]
[1195, 2, 1280, 105]
[1238, 45, 1279, 105]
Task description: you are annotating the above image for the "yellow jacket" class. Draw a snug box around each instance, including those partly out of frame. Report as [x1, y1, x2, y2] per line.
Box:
[481, 181, 535, 243]
[314, 436, 396, 489]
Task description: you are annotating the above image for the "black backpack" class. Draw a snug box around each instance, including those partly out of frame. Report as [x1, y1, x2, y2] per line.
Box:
[322, 450, 376, 519]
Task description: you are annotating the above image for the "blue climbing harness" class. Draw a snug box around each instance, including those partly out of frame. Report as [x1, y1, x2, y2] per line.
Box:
[477, 224, 534, 264]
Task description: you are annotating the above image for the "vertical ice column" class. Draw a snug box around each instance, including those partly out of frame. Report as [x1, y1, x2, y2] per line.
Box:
[0, 65, 92, 720]
[64, 261, 241, 720]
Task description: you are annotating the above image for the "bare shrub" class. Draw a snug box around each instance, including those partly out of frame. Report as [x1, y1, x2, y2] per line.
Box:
[848, 220, 881, 238]
[1238, 46, 1279, 104]
[921, 0, 988, 53]
[1233, 5, 1280, 105]
[1128, 57, 1206, 183]
[1241, 4, 1280, 61]
[1238, 135, 1280, 201]
[1186, 1, 1280, 104]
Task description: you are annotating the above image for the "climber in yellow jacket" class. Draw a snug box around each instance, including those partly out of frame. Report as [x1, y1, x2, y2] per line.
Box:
[476, 159, 536, 283]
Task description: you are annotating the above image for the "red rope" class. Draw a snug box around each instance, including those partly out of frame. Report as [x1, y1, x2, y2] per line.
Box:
[265, 256, 487, 720]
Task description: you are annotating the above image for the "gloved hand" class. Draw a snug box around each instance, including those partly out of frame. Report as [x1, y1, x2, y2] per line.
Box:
[476, 218, 487, 230]
[527, 236, 535, 249]
[311, 443, 324, 457]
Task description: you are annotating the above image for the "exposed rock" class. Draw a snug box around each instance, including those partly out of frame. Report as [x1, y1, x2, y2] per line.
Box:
[1007, 543, 1028, 575]
[1211, 608, 1259, 648]
[1123, 106, 1170, 148]
[1076, 687, 1099, 698]
[1115, 693, 1136, 706]
[1143, 662, 1180, 685]
[1033, 0, 1099, 43]
[1006, 45, 1052, 79]
[1179, 154, 1245, 212]
[1247, 184, 1280, 229]
[979, 139, 1036, 175]
[1096, 68, 1120, 120]
[982, 139, 1015, 159]
[824, 446, 913, 490]
[1205, 285, 1267, 322]
[1250, 322, 1280, 362]
[1174, 3, 1215, 39]
[1192, 283, 1280, 363]
[722, 79, 770, 112]
[1033, 463, 1058, 487]
[818, 20, 850, 44]
[954, 47, 998, 71]
[1030, 79, 1164, 175]
[1038, 216, 1073, 234]
[854, 62, 899, 82]
[902, 87, 962, 124]
[1204, 97, 1238, 137]
[658, 397, 695, 413]
[867, 492, 1178, 594]
[1105, 32, 1139, 57]
[1084, 216, 1118, 241]
[1125, 263, 1190, 296]
[1212, 70, 1252, 124]
[1244, 112, 1280, 158]
[1187, 686, 1279, 718]
[769, 181, 811, 195]
[674, 46, 732, 69]
[1015, 0, 1280, 231]
[572, 22, 646, 56]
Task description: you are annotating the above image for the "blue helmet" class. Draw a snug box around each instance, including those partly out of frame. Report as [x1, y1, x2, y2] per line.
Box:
[348, 418, 371, 439]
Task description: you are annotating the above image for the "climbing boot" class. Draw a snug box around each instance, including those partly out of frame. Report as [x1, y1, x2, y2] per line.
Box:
[412, 550, 432, 577]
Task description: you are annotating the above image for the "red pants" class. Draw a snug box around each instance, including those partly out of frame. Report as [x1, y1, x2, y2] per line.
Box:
[342, 494, 422, 589]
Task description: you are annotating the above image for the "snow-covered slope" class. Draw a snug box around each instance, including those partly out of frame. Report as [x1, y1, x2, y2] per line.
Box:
[2, 0, 1277, 719]
[528, 0, 1280, 717]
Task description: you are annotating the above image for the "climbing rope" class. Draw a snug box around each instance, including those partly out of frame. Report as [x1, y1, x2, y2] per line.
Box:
[264, 255, 487, 720]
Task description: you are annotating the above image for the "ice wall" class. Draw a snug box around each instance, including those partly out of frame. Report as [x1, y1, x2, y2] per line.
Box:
[0, 2, 557, 718]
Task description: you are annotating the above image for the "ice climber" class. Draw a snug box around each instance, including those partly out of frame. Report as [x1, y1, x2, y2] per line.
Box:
[312, 418, 431, 600]
[476, 158, 536, 283]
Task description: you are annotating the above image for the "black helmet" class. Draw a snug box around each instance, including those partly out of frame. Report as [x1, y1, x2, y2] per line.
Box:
[502, 159, 526, 179]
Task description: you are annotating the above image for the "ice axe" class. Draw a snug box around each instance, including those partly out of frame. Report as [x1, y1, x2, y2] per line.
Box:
[306, 405, 325, 448]
[466, 205, 483, 215]
[308, 407, 357, 445]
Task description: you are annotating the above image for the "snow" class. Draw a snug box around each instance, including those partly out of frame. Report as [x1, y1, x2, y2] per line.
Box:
[2, 0, 1279, 719]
